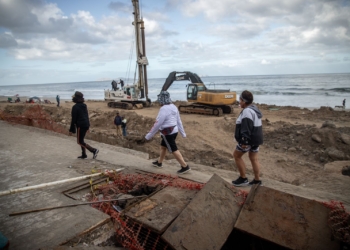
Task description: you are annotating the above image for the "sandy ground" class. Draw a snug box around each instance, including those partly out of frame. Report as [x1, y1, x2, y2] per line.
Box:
[1, 95, 350, 211]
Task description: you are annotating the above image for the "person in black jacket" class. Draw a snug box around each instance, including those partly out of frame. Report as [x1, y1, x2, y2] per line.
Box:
[69, 91, 99, 159]
[232, 90, 263, 187]
[114, 111, 122, 137]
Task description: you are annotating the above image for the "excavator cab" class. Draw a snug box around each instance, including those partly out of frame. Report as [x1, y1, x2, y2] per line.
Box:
[187, 84, 198, 100]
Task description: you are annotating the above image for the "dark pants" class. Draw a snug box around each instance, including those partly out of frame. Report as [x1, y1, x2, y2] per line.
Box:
[77, 127, 95, 155]
[122, 126, 127, 136]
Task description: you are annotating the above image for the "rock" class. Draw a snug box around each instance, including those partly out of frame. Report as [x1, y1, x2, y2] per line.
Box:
[324, 161, 350, 174]
[321, 121, 336, 128]
[341, 133, 350, 145]
[341, 166, 350, 176]
[274, 143, 281, 149]
[311, 134, 322, 143]
[325, 147, 345, 160]
[288, 147, 297, 152]
[291, 179, 300, 186]
[313, 149, 323, 155]
[296, 131, 304, 136]
[276, 158, 287, 163]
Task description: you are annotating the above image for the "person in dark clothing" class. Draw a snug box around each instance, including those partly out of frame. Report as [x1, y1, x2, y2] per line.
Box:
[120, 79, 124, 88]
[69, 91, 99, 159]
[114, 111, 122, 137]
[232, 90, 263, 187]
[56, 95, 60, 107]
[111, 80, 118, 91]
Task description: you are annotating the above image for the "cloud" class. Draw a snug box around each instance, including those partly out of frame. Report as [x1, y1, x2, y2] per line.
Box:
[0, 0, 349, 85]
[261, 59, 271, 65]
[108, 1, 132, 13]
[0, 33, 17, 48]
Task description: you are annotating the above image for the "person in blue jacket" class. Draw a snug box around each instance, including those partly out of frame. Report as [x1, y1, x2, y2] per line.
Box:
[69, 91, 99, 159]
[56, 95, 60, 107]
[145, 91, 190, 174]
[232, 90, 263, 187]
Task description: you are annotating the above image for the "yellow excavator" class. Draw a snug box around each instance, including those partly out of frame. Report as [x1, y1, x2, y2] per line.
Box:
[161, 71, 237, 116]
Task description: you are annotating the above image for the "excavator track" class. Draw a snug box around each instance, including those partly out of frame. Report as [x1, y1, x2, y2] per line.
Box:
[178, 104, 224, 116]
[107, 102, 133, 110]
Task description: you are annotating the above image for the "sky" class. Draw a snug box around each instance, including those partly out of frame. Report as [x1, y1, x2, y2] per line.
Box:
[0, 0, 349, 86]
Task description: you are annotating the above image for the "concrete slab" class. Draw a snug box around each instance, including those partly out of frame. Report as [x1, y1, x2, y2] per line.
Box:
[162, 174, 245, 250]
[235, 185, 341, 250]
[0, 121, 152, 249]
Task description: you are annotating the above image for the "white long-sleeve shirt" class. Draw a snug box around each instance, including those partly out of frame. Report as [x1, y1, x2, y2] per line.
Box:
[145, 104, 186, 140]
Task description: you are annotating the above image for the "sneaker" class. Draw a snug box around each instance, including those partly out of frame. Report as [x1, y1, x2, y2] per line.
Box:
[177, 165, 191, 174]
[77, 155, 87, 159]
[249, 179, 262, 186]
[152, 160, 162, 168]
[93, 149, 99, 159]
[232, 177, 249, 187]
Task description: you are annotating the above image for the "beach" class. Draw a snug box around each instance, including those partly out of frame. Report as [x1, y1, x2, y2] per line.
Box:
[1, 96, 350, 212]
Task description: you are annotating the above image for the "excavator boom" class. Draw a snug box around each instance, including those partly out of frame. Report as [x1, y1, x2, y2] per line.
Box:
[161, 71, 203, 91]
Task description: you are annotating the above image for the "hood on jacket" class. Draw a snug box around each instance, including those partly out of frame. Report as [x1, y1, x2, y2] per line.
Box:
[248, 104, 263, 119]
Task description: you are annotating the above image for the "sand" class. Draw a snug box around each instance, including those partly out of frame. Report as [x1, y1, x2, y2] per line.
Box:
[0, 95, 350, 211]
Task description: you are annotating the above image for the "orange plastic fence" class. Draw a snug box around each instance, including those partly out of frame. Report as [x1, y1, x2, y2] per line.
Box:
[90, 172, 248, 250]
[322, 200, 350, 244]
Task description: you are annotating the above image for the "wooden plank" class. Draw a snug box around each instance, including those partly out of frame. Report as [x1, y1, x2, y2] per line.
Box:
[235, 185, 340, 250]
[124, 186, 198, 233]
[162, 174, 245, 250]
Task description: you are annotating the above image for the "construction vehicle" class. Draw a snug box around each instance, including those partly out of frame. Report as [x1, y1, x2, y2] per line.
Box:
[104, 0, 151, 109]
[160, 71, 237, 116]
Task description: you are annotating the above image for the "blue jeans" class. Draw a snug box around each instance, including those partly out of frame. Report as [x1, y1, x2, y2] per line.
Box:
[122, 127, 127, 136]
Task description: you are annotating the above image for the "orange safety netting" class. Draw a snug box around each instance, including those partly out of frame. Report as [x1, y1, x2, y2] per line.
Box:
[90, 172, 247, 250]
[0, 105, 67, 134]
[322, 200, 350, 244]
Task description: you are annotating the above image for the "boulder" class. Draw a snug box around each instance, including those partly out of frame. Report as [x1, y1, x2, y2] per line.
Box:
[324, 160, 350, 174]
[321, 121, 336, 129]
[325, 147, 345, 160]
[311, 134, 322, 143]
[341, 133, 350, 145]
[341, 166, 350, 176]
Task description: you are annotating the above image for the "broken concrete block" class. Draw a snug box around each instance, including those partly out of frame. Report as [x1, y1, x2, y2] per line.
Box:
[162, 174, 245, 250]
[235, 185, 340, 250]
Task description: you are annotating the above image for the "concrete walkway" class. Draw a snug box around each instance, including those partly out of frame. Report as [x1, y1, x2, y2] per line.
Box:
[0, 120, 229, 249]
[1, 120, 349, 249]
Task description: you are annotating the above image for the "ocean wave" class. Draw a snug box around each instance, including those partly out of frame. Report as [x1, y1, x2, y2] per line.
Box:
[328, 88, 350, 93]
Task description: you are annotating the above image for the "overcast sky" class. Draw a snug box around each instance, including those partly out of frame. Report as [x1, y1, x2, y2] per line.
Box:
[0, 0, 349, 85]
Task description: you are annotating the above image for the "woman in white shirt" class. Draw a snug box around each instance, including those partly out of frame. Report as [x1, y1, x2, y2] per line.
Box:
[145, 91, 190, 174]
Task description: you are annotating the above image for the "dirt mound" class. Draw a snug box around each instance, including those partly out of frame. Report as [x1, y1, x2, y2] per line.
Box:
[1, 102, 350, 186]
[264, 122, 350, 164]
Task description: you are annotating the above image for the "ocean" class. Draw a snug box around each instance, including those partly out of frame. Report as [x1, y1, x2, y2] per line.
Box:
[0, 73, 349, 109]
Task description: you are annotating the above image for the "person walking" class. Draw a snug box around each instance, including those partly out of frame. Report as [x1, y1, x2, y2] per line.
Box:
[232, 90, 263, 186]
[145, 91, 190, 174]
[56, 95, 60, 107]
[343, 99, 346, 109]
[121, 116, 127, 136]
[69, 91, 99, 159]
[114, 111, 122, 137]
